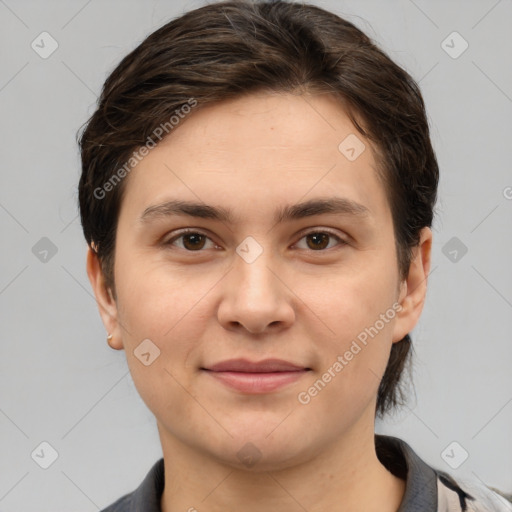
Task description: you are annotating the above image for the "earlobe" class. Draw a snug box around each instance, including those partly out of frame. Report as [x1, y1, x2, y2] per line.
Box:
[391, 227, 433, 343]
[86, 246, 124, 350]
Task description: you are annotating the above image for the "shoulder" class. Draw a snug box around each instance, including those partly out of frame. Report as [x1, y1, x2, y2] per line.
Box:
[375, 434, 512, 512]
[99, 458, 165, 512]
[436, 470, 512, 512]
[100, 493, 132, 512]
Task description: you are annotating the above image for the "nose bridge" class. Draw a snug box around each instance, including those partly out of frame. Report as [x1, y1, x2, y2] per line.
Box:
[233, 241, 279, 301]
[217, 237, 295, 333]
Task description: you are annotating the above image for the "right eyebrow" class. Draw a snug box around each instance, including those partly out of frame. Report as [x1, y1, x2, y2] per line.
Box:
[139, 200, 233, 224]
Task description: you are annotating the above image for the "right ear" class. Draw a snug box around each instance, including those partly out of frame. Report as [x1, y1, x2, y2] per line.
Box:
[86, 245, 124, 350]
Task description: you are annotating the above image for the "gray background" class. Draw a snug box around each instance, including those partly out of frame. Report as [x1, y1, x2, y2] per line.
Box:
[0, 0, 511, 510]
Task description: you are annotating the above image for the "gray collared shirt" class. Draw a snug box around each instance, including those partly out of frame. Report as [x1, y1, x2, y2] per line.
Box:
[100, 435, 512, 512]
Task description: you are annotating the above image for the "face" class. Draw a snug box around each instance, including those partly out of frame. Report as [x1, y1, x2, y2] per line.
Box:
[89, 92, 430, 471]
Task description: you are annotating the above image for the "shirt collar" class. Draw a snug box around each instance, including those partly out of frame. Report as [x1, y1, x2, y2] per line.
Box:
[123, 434, 438, 512]
[376, 434, 438, 511]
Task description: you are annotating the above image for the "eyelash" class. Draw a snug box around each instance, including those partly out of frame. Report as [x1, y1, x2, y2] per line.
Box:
[163, 228, 348, 252]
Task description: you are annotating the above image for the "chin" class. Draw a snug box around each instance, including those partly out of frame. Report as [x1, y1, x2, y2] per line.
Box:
[205, 424, 319, 472]
[224, 441, 313, 473]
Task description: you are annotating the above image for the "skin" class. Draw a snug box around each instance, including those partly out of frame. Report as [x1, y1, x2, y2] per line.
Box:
[87, 91, 432, 512]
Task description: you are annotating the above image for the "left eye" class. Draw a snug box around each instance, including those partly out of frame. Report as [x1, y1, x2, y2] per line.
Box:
[294, 231, 346, 251]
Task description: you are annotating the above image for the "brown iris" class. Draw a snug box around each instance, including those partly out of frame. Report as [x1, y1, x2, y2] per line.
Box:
[182, 233, 207, 250]
[306, 232, 330, 250]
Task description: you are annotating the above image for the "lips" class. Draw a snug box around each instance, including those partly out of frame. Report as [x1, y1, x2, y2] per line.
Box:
[205, 358, 309, 373]
[202, 358, 311, 393]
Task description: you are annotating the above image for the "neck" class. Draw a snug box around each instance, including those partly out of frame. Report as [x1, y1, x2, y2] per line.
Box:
[158, 419, 405, 512]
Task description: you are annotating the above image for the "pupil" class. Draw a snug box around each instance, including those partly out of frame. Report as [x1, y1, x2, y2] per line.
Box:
[184, 234, 205, 250]
[308, 233, 328, 250]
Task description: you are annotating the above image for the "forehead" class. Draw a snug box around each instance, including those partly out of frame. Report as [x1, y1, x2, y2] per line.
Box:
[118, 92, 390, 224]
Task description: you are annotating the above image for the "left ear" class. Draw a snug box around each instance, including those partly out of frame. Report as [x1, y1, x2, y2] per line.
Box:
[392, 227, 432, 343]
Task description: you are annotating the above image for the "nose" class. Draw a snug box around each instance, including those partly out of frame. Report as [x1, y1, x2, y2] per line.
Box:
[217, 249, 295, 335]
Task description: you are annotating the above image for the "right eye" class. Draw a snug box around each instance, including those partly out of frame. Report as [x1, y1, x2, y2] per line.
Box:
[164, 229, 218, 251]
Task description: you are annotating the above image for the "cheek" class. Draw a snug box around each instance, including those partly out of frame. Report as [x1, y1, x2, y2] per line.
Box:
[312, 252, 399, 343]
[115, 248, 215, 336]
[113, 255, 200, 383]
[302, 252, 399, 399]
[114, 264, 214, 424]
[300, 287, 397, 418]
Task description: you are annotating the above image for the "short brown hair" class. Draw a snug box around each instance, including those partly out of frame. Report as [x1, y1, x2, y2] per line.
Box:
[78, 0, 439, 418]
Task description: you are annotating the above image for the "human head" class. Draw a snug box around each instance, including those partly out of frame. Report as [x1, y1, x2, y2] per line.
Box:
[78, 0, 438, 419]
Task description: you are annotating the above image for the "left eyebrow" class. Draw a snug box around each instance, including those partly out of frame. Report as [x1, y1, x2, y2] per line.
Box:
[139, 197, 371, 225]
[275, 197, 371, 223]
